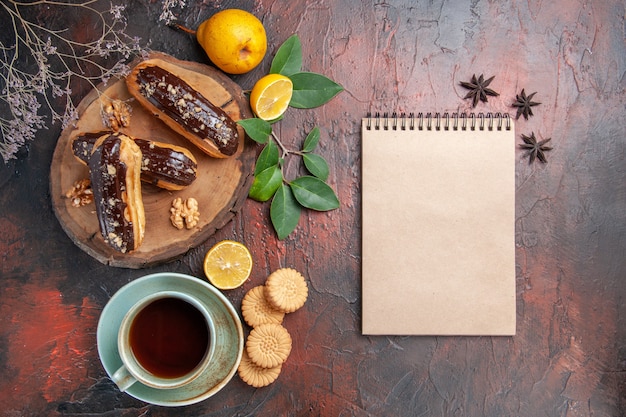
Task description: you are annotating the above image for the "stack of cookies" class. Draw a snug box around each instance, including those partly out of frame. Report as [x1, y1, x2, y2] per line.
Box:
[238, 268, 308, 387]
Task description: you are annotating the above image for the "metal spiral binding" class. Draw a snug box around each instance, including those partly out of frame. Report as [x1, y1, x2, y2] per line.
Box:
[366, 112, 511, 131]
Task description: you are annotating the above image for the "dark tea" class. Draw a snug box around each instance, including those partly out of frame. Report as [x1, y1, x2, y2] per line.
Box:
[129, 297, 209, 379]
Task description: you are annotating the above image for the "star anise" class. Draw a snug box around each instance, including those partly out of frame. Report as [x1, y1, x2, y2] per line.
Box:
[459, 74, 499, 107]
[512, 89, 541, 120]
[519, 132, 552, 163]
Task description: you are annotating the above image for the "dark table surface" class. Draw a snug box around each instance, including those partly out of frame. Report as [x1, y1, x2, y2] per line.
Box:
[1, 0, 625, 416]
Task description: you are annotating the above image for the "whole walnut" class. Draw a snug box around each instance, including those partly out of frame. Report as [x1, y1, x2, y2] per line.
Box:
[170, 197, 200, 230]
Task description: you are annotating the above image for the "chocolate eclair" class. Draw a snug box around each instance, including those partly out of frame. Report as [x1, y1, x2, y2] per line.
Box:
[133, 138, 198, 190]
[89, 133, 145, 253]
[126, 59, 240, 158]
[72, 131, 107, 164]
[72, 132, 198, 190]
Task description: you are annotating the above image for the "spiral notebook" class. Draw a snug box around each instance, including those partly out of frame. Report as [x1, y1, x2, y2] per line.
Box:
[361, 112, 516, 336]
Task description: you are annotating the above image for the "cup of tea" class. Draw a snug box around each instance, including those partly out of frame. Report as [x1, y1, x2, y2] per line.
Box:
[111, 291, 216, 392]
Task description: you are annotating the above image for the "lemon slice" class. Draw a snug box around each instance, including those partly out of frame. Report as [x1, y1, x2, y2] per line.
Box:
[203, 240, 253, 290]
[249, 74, 293, 121]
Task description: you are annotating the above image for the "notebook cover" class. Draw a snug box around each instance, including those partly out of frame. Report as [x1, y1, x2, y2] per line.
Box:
[361, 116, 516, 335]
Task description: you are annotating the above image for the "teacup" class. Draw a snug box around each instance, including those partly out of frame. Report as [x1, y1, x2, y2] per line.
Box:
[111, 290, 216, 392]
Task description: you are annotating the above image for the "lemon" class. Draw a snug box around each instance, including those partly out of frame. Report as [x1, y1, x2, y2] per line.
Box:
[196, 9, 267, 75]
[203, 240, 253, 290]
[249, 74, 293, 121]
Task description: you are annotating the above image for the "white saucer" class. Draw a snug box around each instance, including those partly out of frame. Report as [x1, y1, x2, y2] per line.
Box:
[97, 273, 244, 406]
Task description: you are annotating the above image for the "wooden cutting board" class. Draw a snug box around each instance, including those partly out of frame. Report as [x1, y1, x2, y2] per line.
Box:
[50, 52, 255, 268]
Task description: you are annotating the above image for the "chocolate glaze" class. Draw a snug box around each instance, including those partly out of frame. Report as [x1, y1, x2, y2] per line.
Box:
[74, 132, 197, 188]
[72, 131, 110, 164]
[89, 135, 134, 253]
[134, 138, 197, 187]
[135, 65, 239, 156]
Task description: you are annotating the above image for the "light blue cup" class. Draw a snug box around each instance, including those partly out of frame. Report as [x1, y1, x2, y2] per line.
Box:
[97, 273, 244, 407]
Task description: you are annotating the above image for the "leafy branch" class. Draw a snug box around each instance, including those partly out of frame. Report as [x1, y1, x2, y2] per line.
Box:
[0, 0, 148, 162]
[238, 35, 343, 239]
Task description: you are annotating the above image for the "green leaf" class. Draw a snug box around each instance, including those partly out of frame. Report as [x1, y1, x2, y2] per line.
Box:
[302, 127, 320, 152]
[289, 176, 339, 211]
[271, 184, 302, 239]
[248, 165, 283, 202]
[302, 153, 329, 181]
[289, 72, 344, 109]
[237, 118, 272, 144]
[270, 34, 302, 76]
[254, 140, 279, 175]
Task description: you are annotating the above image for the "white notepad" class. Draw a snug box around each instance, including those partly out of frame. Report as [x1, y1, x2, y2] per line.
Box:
[361, 113, 516, 336]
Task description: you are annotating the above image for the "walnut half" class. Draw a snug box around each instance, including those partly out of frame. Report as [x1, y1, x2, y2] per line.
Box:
[101, 97, 131, 131]
[170, 197, 200, 230]
[183, 197, 200, 228]
[65, 178, 93, 207]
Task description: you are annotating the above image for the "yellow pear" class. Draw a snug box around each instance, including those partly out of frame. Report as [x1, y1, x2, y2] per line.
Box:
[196, 9, 267, 75]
